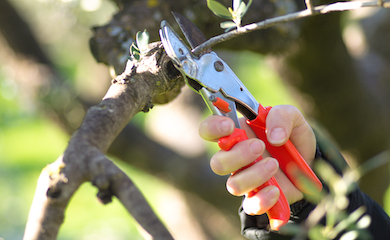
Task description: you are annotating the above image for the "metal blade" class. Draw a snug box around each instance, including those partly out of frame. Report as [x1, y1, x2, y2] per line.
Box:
[172, 12, 211, 53]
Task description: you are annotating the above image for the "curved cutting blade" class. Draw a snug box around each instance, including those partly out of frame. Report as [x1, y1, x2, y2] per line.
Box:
[172, 12, 211, 54]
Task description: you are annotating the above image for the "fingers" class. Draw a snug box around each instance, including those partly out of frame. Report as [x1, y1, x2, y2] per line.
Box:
[226, 158, 279, 196]
[199, 105, 313, 208]
[266, 105, 300, 146]
[199, 115, 235, 142]
[242, 170, 303, 215]
[242, 186, 280, 215]
[210, 139, 266, 175]
[266, 105, 316, 162]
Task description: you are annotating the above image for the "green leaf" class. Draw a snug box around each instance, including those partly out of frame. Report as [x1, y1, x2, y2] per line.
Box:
[130, 42, 139, 54]
[207, 0, 232, 19]
[237, 1, 247, 17]
[136, 30, 150, 54]
[239, 0, 252, 18]
[220, 21, 236, 29]
[356, 215, 371, 229]
[339, 230, 359, 240]
[130, 42, 140, 61]
[220, 21, 237, 32]
[233, 0, 242, 12]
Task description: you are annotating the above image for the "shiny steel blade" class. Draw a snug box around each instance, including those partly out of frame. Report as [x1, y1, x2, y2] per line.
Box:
[172, 12, 211, 53]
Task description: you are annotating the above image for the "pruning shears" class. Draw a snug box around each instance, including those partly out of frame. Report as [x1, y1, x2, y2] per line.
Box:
[159, 12, 322, 230]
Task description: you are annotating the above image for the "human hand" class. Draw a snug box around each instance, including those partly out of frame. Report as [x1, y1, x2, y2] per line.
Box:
[199, 105, 316, 216]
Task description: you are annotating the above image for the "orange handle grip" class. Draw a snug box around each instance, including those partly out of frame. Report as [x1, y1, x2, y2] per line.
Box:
[247, 105, 323, 195]
[219, 128, 290, 230]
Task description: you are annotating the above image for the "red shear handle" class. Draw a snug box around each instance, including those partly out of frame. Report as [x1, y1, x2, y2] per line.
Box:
[219, 128, 290, 230]
[246, 105, 323, 195]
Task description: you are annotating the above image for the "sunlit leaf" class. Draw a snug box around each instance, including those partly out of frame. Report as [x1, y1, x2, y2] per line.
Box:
[233, 0, 242, 12]
[339, 230, 359, 240]
[335, 195, 349, 210]
[130, 42, 139, 54]
[207, 0, 232, 19]
[356, 215, 371, 229]
[236, 1, 247, 17]
[219, 21, 236, 32]
[220, 21, 236, 29]
[130, 42, 140, 61]
[136, 30, 150, 54]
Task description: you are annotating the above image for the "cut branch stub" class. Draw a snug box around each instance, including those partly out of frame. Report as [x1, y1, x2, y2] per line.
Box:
[117, 41, 185, 107]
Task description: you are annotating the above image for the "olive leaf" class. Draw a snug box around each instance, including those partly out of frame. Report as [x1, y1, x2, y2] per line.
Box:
[233, 0, 252, 27]
[136, 30, 150, 54]
[129, 30, 149, 61]
[207, 0, 253, 30]
[220, 21, 237, 32]
[129, 42, 140, 61]
[207, 0, 233, 19]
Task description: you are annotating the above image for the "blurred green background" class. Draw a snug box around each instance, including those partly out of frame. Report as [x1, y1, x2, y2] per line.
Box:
[1, 0, 390, 239]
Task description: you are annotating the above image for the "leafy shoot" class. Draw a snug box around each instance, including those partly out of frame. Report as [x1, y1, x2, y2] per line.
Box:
[130, 30, 150, 61]
[207, 0, 253, 32]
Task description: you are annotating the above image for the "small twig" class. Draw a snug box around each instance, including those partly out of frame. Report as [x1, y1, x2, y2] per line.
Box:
[305, 0, 315, 13]
[193, 0, 387, 55]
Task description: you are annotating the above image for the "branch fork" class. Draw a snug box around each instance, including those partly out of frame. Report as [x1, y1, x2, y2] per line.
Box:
[23, 43, 183, 240]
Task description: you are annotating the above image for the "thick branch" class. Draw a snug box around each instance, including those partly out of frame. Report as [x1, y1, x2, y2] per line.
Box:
[24, 43, 183, 240]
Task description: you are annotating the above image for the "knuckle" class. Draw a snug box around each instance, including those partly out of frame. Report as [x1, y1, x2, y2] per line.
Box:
[273, 105, 293, 119]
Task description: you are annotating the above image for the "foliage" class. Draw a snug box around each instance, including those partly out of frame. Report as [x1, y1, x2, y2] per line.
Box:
[282, 149, 390, 240]
[207, 0, 253, 31]
[130, 30, 150, 61]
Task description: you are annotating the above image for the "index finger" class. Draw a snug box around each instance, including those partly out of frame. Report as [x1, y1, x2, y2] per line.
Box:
[199, 115, 235, 142]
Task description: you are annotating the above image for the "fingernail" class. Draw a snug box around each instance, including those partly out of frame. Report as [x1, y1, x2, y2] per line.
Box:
[218, 120, 234, 133]
[270, 128, 286, 144]
[266, 187, 279, 200]
[264, 158, 278, 172]
[249, 140, 264, 155]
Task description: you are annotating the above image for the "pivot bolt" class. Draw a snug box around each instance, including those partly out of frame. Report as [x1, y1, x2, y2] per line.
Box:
[214, 61, 224, 72]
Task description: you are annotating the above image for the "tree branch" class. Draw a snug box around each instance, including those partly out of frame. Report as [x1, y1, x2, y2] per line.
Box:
[193, 0, 389, 55]
[24, 42, 183, 240]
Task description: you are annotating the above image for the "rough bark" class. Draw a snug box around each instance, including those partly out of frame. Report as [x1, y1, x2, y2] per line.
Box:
[24, 43, 183, 240]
